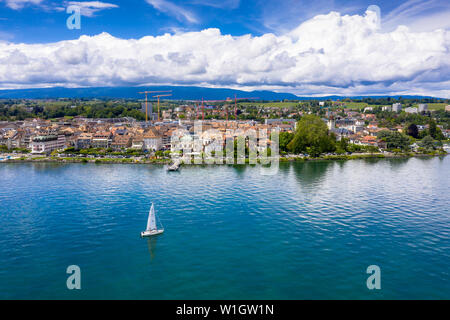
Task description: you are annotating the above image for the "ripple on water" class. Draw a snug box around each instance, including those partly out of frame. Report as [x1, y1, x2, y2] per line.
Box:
[0, 158, 449, 299]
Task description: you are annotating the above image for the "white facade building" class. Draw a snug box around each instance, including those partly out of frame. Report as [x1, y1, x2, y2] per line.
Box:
[327, 119, 335, 130]
[144, 137, 162, 151]
[405, 107, 418, 114]
[31, 135, 66, 154]
[143, 129, 162, 151]
[418, 104, 428, 112]
[392, 103, 402, 112]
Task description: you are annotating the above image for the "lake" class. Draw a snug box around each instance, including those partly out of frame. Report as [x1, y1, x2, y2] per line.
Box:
[0, 157, 449, 299]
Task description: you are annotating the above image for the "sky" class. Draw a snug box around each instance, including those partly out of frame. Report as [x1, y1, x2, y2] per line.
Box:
[0, 0, 449, 97]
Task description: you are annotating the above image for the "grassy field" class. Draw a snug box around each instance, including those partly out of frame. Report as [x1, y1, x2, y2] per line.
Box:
[334, 102, 447, 111]
[239, 102, 300, 108]
[335, 102, 369, 110]
[412, 103, 447, 111]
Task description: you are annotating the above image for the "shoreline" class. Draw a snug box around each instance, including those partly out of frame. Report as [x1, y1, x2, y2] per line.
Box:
[1, 151, 447, 165]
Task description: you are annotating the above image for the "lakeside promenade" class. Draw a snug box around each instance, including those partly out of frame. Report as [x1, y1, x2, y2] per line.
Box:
[1, 150, 447, 165]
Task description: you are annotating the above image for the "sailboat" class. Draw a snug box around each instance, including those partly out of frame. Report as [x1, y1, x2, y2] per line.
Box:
[141, 203, 164, 237]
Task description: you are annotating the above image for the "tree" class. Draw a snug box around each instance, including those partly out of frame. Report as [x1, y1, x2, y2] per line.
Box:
[287, 114, 336, 155]
[337, 137, 349, 153]
[406, 123, 419, 138]
[278, 131, 294, 152]
[377, 130, 411, 150]
[419, 135, 435, 151]
[428, 120, 438, 139]
[428, 119, 445, 140]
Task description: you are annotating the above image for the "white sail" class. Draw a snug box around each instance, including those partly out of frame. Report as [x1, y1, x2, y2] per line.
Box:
[146, 203, 157, 231]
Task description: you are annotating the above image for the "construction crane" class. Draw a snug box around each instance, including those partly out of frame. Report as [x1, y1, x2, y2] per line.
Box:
[193, 98, 205, 121]
[195, 102, 200, 120]
[138, 90, 172, 122]
[153, 93, 172, 122]
[235, 95, 238, 120]
[202, 98, 204, 121]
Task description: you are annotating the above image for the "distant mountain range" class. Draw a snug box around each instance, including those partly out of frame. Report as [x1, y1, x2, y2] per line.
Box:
[0, 86, 444, 101]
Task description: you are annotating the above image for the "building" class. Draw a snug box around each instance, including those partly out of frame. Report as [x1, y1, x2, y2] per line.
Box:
[0, 129, 18, 148]
[131, 137, 144, 150]
[444, 129, 450, 139]
[359, 135, 378, 146]
[111, 135, 132, 151]
[162, 110, 172, 120]
[405, 107, 418, 114]
[92, 132, 111, 149]
[418, 104, 428, 112]
[162, 130, 173, 149]
[141, 102, 153, 115]
[141, 102, 158, 121]
[392, 103, 402, 112]
[327, 119, 335, 130]
[76, 133, 93, 149]
[143, 128, 162, 151]
[0, 122, 19, 131]
[31, 135, 66, 154]
[265, 119, 297, 131]
[350, 125, 364, 133]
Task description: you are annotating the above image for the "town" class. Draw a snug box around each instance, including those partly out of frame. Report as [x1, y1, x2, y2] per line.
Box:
[0, 97, 449, 164]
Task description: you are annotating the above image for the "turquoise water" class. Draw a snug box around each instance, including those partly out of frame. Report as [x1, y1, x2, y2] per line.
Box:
[0, 157, 449, 299]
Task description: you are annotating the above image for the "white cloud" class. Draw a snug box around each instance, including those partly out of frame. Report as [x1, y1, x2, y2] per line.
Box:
[259, 0, 362, 35]
[383, 0, 450, 32]
[1, 0, 118, 15]
[1, 0, 43, 10]
[0, 30, 14, 41]
[0, 10, 449, 97]
[188, 0, 240, 10]
[65, 1, 118, 17]
[146, 0, 198, 23]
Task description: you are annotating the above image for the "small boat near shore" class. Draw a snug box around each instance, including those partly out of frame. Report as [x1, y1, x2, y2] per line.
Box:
[167, 160, 180, 171]
[141, 203, 164, 237]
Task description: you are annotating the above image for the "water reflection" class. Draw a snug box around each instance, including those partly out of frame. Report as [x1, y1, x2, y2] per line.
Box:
[146, 237, 158, 261]
[386, 157, 410, 170]
[278, 162, 291, 177]
[361, 158, 384, 165]
[415, 156, 437, 163]
[291, 161, 333, 188]
[31, 162, 65, 171]
[232, 164, 247, 176]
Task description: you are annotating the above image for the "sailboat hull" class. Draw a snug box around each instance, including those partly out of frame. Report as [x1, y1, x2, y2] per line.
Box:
[141, 229, 164, 237]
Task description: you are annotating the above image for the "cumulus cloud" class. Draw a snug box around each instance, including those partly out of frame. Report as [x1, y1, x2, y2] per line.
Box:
[1, 0, 43, 10]
[0, 10, 449, 97]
